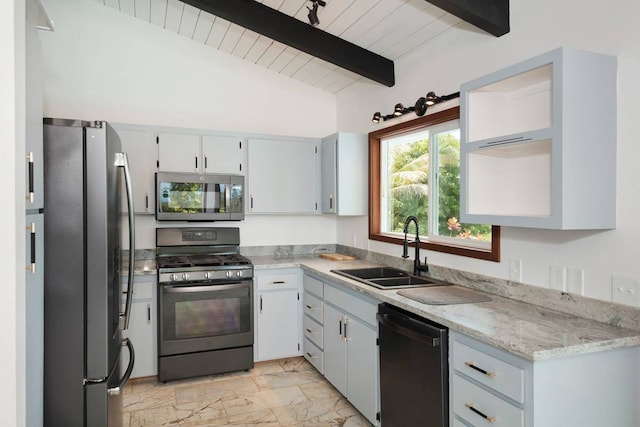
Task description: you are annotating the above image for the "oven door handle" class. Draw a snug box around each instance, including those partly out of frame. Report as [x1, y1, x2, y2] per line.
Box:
[164, 282, 250, 293]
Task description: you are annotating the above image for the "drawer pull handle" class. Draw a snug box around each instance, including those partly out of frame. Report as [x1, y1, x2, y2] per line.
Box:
[306, 304, 315, 310]
[271, 280, 286, 285]
[464, 361, 496, 378]
[306, 352, 319, 359]
[305, 328, 317, 334]
[465, 403, 496, 423]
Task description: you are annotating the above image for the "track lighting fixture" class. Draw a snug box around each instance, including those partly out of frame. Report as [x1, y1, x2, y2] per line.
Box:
[371, 91, 460, 124]
[307, 0, 326, 26]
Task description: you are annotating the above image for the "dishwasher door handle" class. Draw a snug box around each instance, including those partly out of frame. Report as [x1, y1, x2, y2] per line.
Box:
[377, 313, 440, 347]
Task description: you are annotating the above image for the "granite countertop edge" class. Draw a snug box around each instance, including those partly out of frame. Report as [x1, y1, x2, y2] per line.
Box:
[250, 255, 640, 362]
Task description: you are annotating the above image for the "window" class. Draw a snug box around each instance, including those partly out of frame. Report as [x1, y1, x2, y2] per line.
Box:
[369, 107, 500, 261]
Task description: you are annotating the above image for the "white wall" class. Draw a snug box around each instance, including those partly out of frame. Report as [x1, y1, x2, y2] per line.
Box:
[337, 0, 640, 302]
[39, 0, 340, 247]
[1, 0, 26, 425]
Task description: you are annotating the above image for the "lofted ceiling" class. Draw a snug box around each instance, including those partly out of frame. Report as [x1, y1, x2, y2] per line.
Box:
[92, 0, 507, 93]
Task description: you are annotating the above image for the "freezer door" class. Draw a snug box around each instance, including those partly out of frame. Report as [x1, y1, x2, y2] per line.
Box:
[86, 358, 123, 427]
[85, 123, 123, 380]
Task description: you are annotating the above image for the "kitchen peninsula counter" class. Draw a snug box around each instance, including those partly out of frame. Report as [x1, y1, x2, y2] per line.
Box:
[250, 255, 640, 362]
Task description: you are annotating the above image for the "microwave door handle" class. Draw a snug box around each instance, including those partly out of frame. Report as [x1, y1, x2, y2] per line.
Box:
[226, 181, 231, 215]
[115, 152, 135, 330]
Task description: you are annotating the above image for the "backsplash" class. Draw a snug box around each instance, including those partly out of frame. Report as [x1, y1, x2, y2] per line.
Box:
[124, 245, 640, 332]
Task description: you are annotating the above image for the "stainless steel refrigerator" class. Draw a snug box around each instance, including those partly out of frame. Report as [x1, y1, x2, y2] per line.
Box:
[43, 118, 136, 427]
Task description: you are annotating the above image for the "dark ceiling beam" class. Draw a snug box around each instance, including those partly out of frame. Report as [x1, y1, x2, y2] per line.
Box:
[182, 0, 395, 87]
[426, 0, 509, 37]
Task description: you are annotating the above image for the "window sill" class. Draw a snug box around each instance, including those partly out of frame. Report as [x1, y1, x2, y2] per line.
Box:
[369, 228, 501, 262]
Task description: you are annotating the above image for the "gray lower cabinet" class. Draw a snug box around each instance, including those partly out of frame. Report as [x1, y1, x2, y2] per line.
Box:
[303, 274, 324, 373]
[254, 268, 302, 362]
[121, 275, 157, 378]
[312, 276, 380, 425]
[450, 330, 640, 427]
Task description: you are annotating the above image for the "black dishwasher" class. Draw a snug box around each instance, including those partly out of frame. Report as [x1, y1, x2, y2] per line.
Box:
[377, 303, 448, 426]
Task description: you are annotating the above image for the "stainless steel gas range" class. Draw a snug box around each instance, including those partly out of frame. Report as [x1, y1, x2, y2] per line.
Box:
[156, 227, 253, 382]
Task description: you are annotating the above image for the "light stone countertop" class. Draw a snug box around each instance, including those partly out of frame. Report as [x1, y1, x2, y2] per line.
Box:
[250, 255, 640, 362]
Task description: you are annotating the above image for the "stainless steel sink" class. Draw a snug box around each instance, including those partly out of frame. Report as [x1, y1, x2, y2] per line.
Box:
[331, 267, 451, 290]
[332, 267, 409, 280]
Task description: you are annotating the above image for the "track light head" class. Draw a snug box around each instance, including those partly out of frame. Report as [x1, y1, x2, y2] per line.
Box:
[307, 0, 326, 26]
[425, 91, 438, 106]
[372, 112, 382, 123]
[394, 103, 404, 116]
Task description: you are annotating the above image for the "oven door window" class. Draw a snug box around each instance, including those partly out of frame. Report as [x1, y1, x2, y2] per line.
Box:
[162, 282, 251, 342]
[159, 181, 227, 214]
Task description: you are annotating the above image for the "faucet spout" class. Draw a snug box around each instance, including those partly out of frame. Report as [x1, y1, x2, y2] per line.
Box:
[402, 216, 429, 276]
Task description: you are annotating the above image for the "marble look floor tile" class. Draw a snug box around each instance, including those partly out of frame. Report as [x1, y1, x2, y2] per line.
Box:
[254, 367, 324, 390]
[223, 385, 310, 416]
[299, 380, 343, 401]
[124, 358, 370, 427]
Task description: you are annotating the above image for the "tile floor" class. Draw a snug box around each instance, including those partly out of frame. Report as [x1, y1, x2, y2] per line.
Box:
[123, 357, 373, 426]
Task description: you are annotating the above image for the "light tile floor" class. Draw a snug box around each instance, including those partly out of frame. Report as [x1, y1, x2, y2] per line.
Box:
[123, 357, 373, 426]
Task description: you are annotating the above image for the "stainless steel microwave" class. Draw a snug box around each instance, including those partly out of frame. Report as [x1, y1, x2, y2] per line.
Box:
[155, 172, 244, 221]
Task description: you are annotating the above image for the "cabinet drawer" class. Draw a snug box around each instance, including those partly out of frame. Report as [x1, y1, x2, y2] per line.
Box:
[303, 314, 323, 349]
[324, 284, 377, 327]
[123, 278, 154, 301]
[453, 340, 524, 403]
[256, 272, 298, 290]
[303, 337, 323, 374]
[452, 374, 524, 427]
[452, 418, 469, 427]
[303, 274, 323, 297]
[303, 292, 323, 324]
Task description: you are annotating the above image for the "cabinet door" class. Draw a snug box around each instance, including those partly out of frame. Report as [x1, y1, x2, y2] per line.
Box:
[25, 213, 44, 427]
[202, 135, 243, 174]
[323, 304, 347, 396]
[346, 317, 379, 424]
[122, 300, 156, 378]
[115, 127, 156, 213]
[321, 136, 337, 213]
[256, 290, 300, 361]
[157, 133, 201, 172]
[247, 138, 319, 213]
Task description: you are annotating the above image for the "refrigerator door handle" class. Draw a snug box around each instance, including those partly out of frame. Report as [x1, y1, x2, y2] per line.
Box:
[115, 152, 136, 330]
[107, 338, 135, 396]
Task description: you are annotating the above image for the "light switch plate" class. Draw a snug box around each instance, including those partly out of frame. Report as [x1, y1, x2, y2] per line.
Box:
[567, 268, 584, 295]
[611, 276, 640, 307]
[549, 265, 566, 291]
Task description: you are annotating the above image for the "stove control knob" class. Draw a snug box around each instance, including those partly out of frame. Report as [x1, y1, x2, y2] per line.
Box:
[226, 271, 232, 278]
[170, 274, 178, 281]
[236, 271, 242, 278]
[182, 273, 190, 281]
[204, 272, 212, 280]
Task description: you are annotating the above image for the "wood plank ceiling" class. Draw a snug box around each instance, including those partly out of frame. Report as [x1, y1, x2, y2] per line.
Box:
[93, 0, 467, 93]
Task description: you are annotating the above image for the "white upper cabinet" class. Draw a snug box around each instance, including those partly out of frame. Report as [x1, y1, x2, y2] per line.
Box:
[247, 138, 320, 214]
[460, 47, 617, 229]
[157, 133, 244, 174]
[157, 132, 201, 172]
[201, 135, 243, 174]
[321, 133, 368, 216]
[113, 125, 157, 214]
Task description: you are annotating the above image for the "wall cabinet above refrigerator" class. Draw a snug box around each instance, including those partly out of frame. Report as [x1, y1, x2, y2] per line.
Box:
[460, 47, 617, 230]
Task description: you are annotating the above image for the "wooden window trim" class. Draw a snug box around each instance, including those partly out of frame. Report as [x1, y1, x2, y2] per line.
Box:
[368, 106, 501, 262]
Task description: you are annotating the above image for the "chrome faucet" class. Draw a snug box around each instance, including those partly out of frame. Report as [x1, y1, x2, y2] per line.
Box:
[402, 216, 429, 276]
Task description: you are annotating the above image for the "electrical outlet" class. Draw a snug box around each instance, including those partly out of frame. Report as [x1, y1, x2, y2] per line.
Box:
[611, 276, 640, 307]
[567, 268, 584, 295]
[549, 265, 566, 291]
[509, 259, 522, 282]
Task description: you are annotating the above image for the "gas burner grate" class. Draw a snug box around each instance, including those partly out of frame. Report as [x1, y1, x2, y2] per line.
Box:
[157, 256, 193, 269]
